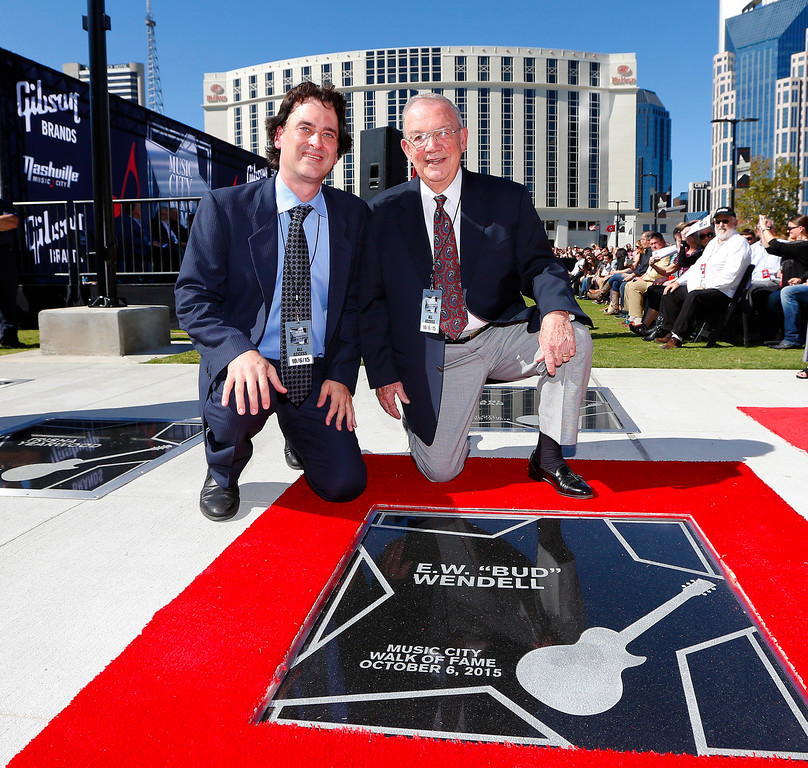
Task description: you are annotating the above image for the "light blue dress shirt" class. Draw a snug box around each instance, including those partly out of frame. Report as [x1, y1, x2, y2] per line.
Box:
[258, 175, 330, 361]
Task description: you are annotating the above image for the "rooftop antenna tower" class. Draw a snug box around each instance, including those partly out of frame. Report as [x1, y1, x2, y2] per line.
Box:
[145, 0, 164, 113]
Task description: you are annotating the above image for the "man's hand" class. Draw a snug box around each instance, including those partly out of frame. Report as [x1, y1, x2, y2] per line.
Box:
[221, 349, 286, 415]
[376, 381, 410, 420]
[663, 280, 680, 295]
[317, 380, 356, 431]
[536, 310, 576, 377]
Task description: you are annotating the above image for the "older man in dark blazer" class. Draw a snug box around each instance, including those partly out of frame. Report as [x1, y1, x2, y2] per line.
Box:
[361, 93, 594, 498]
[176, 82, 367, 520]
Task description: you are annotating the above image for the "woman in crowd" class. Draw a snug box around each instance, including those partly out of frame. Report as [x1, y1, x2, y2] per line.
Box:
[757, 214, 808, 350]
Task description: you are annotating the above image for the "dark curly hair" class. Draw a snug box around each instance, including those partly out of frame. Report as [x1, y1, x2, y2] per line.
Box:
[265, 82, 352, 171]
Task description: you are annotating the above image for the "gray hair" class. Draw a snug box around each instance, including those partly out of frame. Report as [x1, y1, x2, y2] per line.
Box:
[401, 93, 464, 136]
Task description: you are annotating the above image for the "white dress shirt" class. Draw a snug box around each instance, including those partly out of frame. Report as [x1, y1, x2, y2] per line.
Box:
[678, 230, 751, 297]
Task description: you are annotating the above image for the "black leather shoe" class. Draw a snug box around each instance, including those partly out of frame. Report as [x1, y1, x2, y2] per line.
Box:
[284, 440, 303, 471]
[199, 471, 240, 521]
[528, 453, 595, 499]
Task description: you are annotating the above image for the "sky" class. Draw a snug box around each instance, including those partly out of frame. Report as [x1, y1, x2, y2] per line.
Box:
[1, 0, 720, 196]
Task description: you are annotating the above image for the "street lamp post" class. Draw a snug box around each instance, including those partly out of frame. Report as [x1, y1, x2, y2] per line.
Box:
[711, 116, 759, 210]
[642, 172, 658, 232]
[609, 200, 628, 250]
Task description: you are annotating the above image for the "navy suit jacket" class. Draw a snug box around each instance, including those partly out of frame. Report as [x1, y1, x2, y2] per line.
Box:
[175, 176, 367, 401]
[360, 169, 589, 445]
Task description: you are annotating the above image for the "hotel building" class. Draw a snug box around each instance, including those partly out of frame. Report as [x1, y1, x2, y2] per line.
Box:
[203, 46, 644, 247]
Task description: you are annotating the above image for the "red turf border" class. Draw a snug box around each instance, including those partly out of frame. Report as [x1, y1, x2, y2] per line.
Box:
[739, 406, 808, 454]
[10, 456, 808, 767]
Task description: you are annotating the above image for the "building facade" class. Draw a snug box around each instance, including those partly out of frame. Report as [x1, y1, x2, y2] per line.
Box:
[63, 61, 146, 106]
[202, 46, 640, 248]
[635, 89, 672, 214]
[712, 0, 808, 209]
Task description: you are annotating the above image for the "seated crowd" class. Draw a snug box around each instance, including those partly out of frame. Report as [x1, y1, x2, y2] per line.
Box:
[555, 207, 808, 372]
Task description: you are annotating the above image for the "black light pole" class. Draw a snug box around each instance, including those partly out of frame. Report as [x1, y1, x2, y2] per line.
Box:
[711, 116, 759, 210]
[84, 0, 120, 306]
[642, 172, 658, 232]
[609, 200, 628, 250]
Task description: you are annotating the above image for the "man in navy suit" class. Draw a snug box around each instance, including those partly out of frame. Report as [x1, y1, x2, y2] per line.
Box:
[361, 93, 594, 498]
[176, 82, 367, 520]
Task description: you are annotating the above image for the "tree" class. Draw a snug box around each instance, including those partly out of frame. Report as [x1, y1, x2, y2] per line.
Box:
[735, 157, 800, 232]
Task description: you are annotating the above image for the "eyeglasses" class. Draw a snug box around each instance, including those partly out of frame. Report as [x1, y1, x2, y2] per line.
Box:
[700, 232, 715, 240]
[406, 127, 462, 148]
[714, 219, 732, 225]
[787, 224, 801, 231]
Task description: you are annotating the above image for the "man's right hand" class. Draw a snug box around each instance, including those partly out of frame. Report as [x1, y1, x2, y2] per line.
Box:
[222, 350, 287, 415]
[375, 381, 410, 420]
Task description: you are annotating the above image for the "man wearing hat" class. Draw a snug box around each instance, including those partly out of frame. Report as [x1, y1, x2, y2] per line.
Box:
[655, 207, 751, 349]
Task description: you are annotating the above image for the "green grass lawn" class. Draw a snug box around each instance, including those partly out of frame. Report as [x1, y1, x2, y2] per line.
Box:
[588, 300, 805, 369]
[5, 310, 804, 370]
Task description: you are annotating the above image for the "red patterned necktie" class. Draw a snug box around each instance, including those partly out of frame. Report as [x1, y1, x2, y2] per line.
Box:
[433, 195, 468, 339]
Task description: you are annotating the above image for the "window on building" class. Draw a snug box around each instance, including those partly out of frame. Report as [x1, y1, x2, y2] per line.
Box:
[265, 71, 274, 96]
[302, 66, 312, 82]
[568, 91, 579, 208]
[409, 49, 419, 82]
[589, 61, 600, 87]
[283, 69, 293, 91]
[547, 58, 557, 84]
[455, 56, 467, 82]
[589, 93, 600, 208]
[568, 60, 579, 85]
[322, 63, 332, 86]
[456, 87, 467, 127]
[233, 78, 241, 102]
[364, 91, 376, 130]
[234, 106, 242, 147]
[524, 88, 536, 198]
[342, 61, 352, 87]
[502, 56, 513, 82]
[547, 89, 558, 207]
[502, 88, 513, 180]
[524, 57, 535, 83]
[250, 103, 258, 154]
[366, 52, 375, 85]
[478, 56, 489, 82]
[249, 74, 257, 99]
[479, 88, 490, 173]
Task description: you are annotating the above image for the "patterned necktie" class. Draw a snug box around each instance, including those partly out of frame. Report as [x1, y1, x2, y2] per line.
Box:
[433, 195, 468, 339]
[280, 204, 313, 406]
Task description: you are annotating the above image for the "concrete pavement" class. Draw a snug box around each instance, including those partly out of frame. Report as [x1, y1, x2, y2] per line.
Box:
[1, 347, 806, 765]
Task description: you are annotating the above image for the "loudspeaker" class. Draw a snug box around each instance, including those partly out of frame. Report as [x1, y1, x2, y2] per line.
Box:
[359, 127, 408, 202]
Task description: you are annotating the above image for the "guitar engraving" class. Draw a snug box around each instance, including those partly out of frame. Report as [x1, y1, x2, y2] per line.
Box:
[516, 578, 716, 716]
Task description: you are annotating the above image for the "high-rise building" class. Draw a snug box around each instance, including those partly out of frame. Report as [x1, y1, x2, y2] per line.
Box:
[635, 89, 672, 214]
[712, 0, 808, 209]
[203, 45, 644, 247]
[688, 181, 712, 214]
[62, 61, 146, 106]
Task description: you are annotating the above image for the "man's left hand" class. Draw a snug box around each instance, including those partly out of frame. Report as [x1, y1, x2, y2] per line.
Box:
[536, 310, 576, 377]
[317, 379, 356, 431]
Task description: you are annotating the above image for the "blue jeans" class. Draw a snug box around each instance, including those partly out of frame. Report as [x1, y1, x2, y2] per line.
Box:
[780, 283, 808, 345]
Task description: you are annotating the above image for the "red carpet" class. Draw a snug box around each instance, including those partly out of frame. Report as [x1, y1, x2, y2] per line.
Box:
[10, 456, 808, 767]
[739, 406, 808, 453]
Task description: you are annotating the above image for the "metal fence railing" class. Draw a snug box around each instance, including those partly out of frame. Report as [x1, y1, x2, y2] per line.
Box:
[13, 197, 201, 304]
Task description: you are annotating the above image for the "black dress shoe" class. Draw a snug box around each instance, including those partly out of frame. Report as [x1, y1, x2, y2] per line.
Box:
[528, 453, 595, 499]
[284, 440, 303, 471]
[199, 471, 240, 521]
